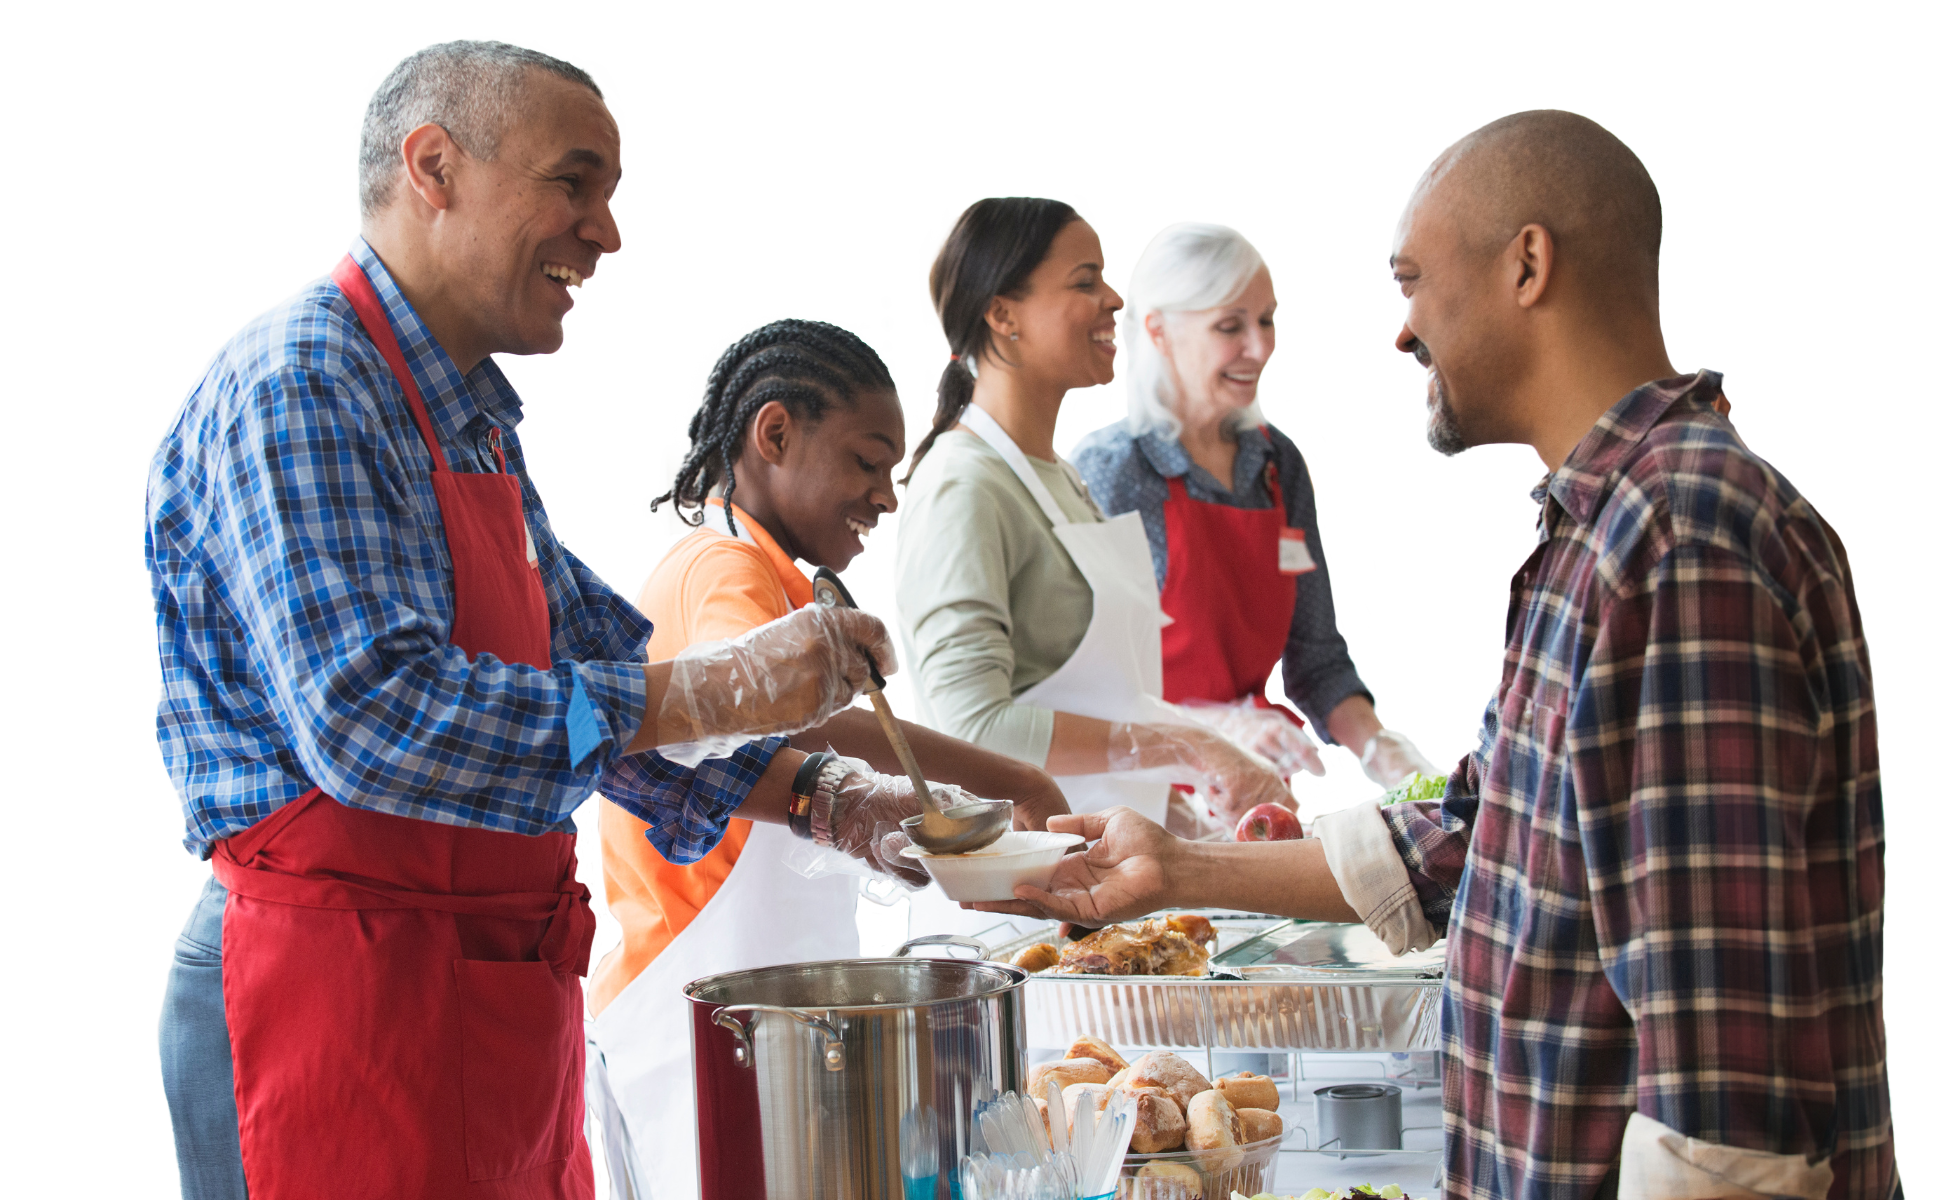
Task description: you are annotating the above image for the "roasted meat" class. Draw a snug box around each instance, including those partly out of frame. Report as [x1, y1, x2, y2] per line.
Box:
[1054, 915, 1214, 976]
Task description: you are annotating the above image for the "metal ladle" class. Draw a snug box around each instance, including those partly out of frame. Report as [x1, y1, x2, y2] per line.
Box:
[811, 567, 1012, 855]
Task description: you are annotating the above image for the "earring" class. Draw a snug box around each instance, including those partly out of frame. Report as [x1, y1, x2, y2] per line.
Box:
[1008, 332, 1019, 342]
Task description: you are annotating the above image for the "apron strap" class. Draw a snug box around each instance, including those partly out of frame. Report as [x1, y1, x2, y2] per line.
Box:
[959, 403, 1071, 527]
[330, 254, 451, 474]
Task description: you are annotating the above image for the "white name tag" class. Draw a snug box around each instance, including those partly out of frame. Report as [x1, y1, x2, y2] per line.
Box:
[1279, 528, 1316, 575]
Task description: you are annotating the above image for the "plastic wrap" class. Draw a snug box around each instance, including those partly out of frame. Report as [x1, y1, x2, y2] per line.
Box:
[654, 605, 896, 766]
[1106, 720, 1292, 827]
[1180, 698, 1327, 779]
[1358, 730, 1437, 790]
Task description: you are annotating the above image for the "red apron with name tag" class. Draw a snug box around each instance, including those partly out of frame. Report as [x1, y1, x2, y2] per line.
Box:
[210, 255, 592, 1199]
[1157, 451, 1306, 721]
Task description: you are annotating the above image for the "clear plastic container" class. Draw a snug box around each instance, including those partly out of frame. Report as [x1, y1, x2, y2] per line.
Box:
[1112, 1133, 1281, 1198]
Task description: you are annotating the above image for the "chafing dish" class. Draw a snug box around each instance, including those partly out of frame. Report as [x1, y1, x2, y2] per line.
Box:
[980, 915, 1443, 1053]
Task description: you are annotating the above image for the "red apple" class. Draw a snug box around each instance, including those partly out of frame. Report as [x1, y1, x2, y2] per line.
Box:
[1235, 802, 1303, 842]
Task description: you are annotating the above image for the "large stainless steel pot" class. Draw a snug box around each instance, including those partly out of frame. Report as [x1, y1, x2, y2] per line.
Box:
[686, 935, 1025, 1199]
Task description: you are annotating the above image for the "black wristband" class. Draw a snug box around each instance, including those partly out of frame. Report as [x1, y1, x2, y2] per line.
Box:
[788, 751, 828, 840]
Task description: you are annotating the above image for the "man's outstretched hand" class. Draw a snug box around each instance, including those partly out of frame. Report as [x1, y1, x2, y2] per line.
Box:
[966, 807, 1177, 927]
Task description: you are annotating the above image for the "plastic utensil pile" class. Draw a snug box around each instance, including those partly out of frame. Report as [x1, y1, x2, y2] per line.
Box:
[957, 1082, 1135, 1200]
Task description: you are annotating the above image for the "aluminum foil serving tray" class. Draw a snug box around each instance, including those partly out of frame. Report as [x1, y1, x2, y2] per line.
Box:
[981, 915, 1444, 1053]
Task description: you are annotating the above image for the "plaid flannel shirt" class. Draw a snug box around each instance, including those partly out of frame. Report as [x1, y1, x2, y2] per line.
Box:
[1321, 371, 1893, 1198]
[147, 239, 780, 863]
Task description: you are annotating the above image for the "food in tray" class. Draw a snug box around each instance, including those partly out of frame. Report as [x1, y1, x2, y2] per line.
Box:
[1136, 1160, 1204, 1198]
[1234, 801, 1303, 842]
[1067, 1033, 1130, 1073]
[1213, 1070, 1280, 1111]
[1003, 912, 1219, 975]
[1026, 1056, 1112, 1099]
[1012, 942, 1060, 972]
[1126, 1086, 1186, 1153]
[1055, 914, 1215, 976]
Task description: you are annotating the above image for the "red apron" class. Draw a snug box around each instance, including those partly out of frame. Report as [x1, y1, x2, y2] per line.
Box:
[210, 255, 593, 1199]
[1157, 451, 1306, 721]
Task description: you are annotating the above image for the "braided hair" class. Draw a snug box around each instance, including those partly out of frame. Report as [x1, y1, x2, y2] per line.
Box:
[652, 319, 895, 534]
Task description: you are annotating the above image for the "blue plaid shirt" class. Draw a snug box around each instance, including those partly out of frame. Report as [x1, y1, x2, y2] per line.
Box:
[147, 239, 780, 862]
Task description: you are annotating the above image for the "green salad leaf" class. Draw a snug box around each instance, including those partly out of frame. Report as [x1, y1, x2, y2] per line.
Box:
[1377, 771, 1448, 807]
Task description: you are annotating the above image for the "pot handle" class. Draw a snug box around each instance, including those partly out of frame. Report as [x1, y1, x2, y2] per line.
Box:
[892, 934, 989, 959]
[711, 1004, 845, 1072]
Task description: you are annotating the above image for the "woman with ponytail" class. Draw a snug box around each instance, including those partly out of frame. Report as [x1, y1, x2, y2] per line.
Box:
[585, 319, 1068, 1199]
[895, 200, 1295, 918]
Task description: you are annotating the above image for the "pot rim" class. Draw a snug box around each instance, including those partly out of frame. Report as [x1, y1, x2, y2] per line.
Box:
[683, 955, 1028, 1013]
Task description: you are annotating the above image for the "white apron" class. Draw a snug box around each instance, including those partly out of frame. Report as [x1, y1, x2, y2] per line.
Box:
[586, 504, 861, 1198]
[907, 405, 1176, 938]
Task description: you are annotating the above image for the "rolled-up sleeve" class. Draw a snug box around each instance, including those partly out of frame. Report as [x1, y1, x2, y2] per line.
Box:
[1318, 697, 1489, 952]
[600, 738, 785, 864]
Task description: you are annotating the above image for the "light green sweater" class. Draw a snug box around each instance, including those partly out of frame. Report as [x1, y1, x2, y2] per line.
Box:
[894, 428, 1103, 766]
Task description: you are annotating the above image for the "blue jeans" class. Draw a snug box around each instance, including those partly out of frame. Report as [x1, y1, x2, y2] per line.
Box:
[159, 876, 248, 1199]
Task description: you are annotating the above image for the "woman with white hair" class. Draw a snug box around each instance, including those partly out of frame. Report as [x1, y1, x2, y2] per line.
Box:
[1072, 223, 1434, 788]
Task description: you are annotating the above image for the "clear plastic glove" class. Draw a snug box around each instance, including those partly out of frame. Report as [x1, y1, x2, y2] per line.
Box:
[1180, 699, 1327, 780]
[655, 606, 896, 766]
[783, 757, 982, 890]
[1360, 729, 1438, 789]
[1107, 721, 1294, 828]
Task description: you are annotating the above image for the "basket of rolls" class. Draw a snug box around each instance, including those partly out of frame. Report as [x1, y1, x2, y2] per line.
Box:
[1025, 1035, 1282, 1199]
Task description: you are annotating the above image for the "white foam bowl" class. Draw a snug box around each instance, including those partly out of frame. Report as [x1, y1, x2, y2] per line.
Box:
[900, 830, 1087, 902]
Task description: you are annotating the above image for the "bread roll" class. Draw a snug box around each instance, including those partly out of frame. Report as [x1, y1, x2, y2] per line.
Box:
[1184, 1088, 1237, 1151]
[1013, 943, 1059, 973]
[1104, 1066, 1130, 1091]
[1134, 1161, 1203, 1200]
[1122, 1051, 1212, 1115]
[1126, 1086, 1186, 1153]
[1214, 1070, 1279, 1112]
[1234, 1106, 1283, 1145]
[1032, 1096, 1051, 1138]
[1026, 1056, 1111, 1101]
[1066, 1035, 1129, 1074]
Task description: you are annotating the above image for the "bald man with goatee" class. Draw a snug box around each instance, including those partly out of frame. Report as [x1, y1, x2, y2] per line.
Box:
[973, 110, 1895, 1199]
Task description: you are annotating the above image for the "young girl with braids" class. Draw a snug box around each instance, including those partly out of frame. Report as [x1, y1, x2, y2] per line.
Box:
[583, 318, 1068, 1200]
[893, 200, 1295, 939]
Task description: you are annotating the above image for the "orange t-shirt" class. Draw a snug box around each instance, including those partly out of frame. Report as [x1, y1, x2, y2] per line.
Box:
[587, 501, 814, 1016]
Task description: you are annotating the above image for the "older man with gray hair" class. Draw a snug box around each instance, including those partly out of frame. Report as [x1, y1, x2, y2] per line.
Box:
[150, 41, 907, 1199]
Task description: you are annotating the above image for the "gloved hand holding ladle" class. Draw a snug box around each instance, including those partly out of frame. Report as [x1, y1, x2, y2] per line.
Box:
[810, 567, 1013, 855]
